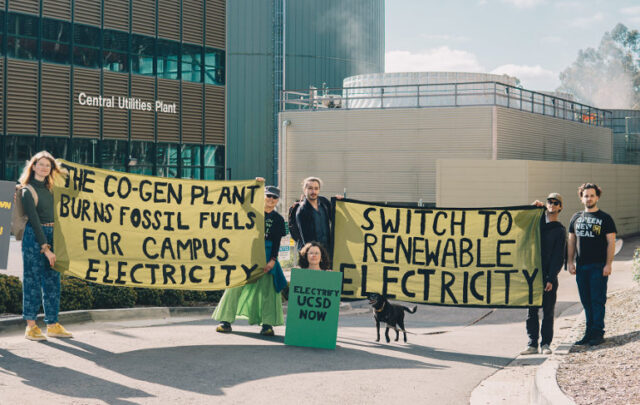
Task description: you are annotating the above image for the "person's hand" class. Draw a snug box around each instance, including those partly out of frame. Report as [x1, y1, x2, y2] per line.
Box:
[335, 195, 344, 200]
[264, 259, 275, 273]
[255, 177, 265, 182]
[603, 264, 612, 277]
[544, 282, 553, 292]
[532, 200, 544, 207]
[568, 263, 576, 275]
[44, 250, 56, 268]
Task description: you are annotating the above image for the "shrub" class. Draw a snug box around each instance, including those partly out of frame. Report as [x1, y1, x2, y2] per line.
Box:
[205, 290, 224, 303]
[183, 290, 207, 303]
[134, 288, 164, 306]
[60, 277, 94, 311]
[90, 284, 137, 309]
[0, 274, 23, 314]
[161, 289, 184, 306]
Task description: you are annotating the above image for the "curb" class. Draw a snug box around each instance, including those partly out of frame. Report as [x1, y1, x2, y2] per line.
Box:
[0, 302, 355, 336]
[531, 360, 575, 405]
[0, 306, 215, 335]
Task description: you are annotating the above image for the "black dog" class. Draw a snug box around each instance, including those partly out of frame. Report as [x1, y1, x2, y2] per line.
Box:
[368, 293, 417, 343]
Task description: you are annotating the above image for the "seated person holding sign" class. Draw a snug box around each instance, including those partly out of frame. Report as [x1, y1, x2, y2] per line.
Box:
[298, 242, 332, 271]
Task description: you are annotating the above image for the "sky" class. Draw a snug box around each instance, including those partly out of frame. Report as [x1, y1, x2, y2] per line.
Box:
[385, 0, 640, 91]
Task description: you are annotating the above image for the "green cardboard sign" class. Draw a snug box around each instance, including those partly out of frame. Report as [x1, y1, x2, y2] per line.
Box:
[285, 268, 343, 349]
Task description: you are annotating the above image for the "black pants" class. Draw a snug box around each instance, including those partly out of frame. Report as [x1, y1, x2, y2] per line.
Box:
[526, 280, 558, 347]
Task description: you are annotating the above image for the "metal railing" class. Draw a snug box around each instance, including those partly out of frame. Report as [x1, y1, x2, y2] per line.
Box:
[280, 81, 612, 127]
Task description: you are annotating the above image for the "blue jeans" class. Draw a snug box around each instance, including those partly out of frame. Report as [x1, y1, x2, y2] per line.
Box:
[575, 263, 608, 338]
[22, 223, 60, 324]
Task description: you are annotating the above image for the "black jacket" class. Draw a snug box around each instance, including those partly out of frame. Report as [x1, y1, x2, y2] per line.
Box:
[540, 218, 566, 284]
[295, 196, 332, 252]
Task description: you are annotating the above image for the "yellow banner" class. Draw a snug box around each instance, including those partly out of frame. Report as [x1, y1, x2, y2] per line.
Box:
[333, 199, 544, 307]
[53, 161, 265, 290]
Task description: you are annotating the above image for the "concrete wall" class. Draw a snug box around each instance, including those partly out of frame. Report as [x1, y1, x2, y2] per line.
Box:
[437, 159, 640, 236]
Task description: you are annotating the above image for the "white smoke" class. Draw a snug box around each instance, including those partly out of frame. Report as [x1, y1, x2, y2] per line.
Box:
[558, 25, 639, 109]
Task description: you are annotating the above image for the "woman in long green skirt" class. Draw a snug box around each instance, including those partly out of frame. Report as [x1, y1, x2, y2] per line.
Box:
[213, 185, 287, 336]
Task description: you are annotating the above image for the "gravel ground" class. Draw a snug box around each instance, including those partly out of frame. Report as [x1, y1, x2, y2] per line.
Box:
[557, 283, 640, 405]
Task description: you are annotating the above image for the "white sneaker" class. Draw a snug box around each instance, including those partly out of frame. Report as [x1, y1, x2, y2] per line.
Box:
[520, 346, 538, 355]
[541, 344, 552, 354]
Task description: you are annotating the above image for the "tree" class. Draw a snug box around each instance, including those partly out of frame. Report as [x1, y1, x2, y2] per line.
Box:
[558, 24, 640, 109]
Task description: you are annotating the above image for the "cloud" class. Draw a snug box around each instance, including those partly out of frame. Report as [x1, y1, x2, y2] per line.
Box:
[541, 36, 563, 44]
[570, 12, 604, 27]
[620, 6, 640, 15]
[491, 64, 558, 90]
[385, 48, 484, 73]
[501, 0, 546, 8]
[419, 34, 469, 42]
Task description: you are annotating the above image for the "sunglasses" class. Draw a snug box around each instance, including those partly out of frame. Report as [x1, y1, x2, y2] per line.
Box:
[547, 200, 561, 206]
[266, 194, 279, 199]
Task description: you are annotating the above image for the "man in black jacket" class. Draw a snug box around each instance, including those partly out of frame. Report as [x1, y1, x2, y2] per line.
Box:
[295, 177, 333, 256]
[521, 192, 566, 355]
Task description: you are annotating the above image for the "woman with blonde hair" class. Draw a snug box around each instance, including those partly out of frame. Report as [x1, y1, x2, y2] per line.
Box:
[18, 151, 72, 341]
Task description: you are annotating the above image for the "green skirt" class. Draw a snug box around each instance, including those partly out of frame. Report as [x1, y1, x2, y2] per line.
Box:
[212, 273, 284, 326]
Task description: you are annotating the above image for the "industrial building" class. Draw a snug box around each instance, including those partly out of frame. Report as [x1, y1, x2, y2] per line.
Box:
[226, 0, 384, 183]
[0, 0, 225, 181]
[278, 72, 640, 235]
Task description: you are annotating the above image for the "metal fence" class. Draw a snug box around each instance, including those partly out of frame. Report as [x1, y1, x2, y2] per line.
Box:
[281, 81, 612, 128]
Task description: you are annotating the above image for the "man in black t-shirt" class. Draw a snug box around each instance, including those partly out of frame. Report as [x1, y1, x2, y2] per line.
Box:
[568, 183, 617, 346]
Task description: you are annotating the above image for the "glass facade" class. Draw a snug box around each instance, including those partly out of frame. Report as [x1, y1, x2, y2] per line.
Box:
[0, 5, 226, 181]
[1, 11, 225, 84]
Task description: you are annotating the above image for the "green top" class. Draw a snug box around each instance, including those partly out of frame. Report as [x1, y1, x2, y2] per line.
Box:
[21, 178, 54, 246]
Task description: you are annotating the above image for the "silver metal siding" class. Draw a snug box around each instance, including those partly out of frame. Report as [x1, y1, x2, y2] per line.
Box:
[73, 0, 101, 26]
[131, 75, 155, 140]
[281, 106, 493, 206]
[102, 71, 129, 140]
[104, 0, 129, 32]
[73, 67, 100, 138]
[496, 107, 612, 163]
[182, 0, 203, 45]
[41, 64, 71, 137]
[132, 0, 156, 37]
[7, 60, 38, 135]
[43, 0, 71, 20]
[158, 0, 180, 40]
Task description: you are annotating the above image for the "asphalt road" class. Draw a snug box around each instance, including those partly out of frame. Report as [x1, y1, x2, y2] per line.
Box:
[1, 237, 636, 404]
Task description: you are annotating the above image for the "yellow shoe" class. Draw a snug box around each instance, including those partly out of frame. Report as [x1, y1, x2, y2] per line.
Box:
[25, 325, 47, 341]
[47, 323, 73, 338]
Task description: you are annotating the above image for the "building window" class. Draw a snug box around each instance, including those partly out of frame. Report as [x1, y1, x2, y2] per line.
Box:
[40, 137, 69, 160]
[103, 29, 129, 73]
[71, 138, 99, 166]
[73, 24, 100, 68]
[129, 141, 155, 175]
[131, 34, 155, 76]
[182, 44, 202, 83]
[181, 144, 201, 179]
[157, 39, 179, 80]
[5, 135, 37, 181]
[100, 139, 128, 172]
[204, 48, 225, 85]
[157, 143, 179, 177]
[41, 18, 70, 65]
[7, 13, 39, 60]
[204, 145, 225, 180]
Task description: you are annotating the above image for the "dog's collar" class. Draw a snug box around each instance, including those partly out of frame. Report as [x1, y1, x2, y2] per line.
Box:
[375, 302, 386, 312]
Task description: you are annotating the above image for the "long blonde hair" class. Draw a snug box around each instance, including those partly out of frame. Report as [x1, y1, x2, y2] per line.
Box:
[18, 151, 63, 190]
